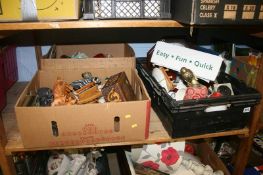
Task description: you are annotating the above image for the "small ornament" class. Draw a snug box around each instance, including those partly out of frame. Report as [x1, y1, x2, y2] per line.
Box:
[180, 67, 208, 100]
[82, 72, 92, 79]
[70, 52, 88, 59]
[51, 78, 76, 106]
[181, 159, 224, 175]
[210, 92, 222, 98]
[180, 67, 199, 87]
[213, 83, 234, 96]
[152, 67, 176, 92]
[71, 72, 101, 91]
[101, 72, 136, 102]
[36, 87, 53, 106]
[71, 82, 102, 104]
[184, 86, 208, 100]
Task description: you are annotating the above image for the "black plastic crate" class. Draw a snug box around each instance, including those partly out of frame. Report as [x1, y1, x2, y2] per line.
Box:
[136, 62, 261, 138]
[83, 0, 171, 19]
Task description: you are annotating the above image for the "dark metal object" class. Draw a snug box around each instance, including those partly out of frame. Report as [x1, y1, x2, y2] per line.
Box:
[36, 87, 53, 106]
[180, 67, 199, 86]
[71, 73, 101, 90]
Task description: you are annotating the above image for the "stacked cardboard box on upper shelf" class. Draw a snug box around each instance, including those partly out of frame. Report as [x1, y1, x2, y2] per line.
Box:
[171, 0, 263, 25]
[15, 44, 151, 148]
[0, 0, 80, 21]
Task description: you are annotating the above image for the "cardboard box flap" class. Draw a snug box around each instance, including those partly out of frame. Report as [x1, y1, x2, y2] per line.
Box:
[40, 44, 136, 70]
[54, 44, 134, 57]
[40, 57, 135, 70]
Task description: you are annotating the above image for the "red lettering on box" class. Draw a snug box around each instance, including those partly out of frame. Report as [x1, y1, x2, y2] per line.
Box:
[49, 141, 56, 146]
[80, 136, 94, 144]
[70, 140, 74, 145]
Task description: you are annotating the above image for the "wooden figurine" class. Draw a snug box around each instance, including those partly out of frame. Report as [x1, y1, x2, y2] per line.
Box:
[71, 82, 102, 104]
[51, 78, 76, 106]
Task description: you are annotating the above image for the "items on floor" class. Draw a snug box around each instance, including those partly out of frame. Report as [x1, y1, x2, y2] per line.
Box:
[13, 141, 228, 175]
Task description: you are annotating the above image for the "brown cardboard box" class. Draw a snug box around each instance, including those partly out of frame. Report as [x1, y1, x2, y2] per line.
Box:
[47, 43, 135, 59]
[124, 141, 230, 175]
[15, 44, 151, 148]
[0, 0, 80, 22]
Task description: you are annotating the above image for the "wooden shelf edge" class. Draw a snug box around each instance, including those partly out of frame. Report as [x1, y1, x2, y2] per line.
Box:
[4, 128, 249, 155]
[0, 20, 184, 30]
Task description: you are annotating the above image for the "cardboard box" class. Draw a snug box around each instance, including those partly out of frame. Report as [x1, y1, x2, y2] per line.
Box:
[171, 0, 263, 25]
[44, 43, 136, 60]
[124, 142, 231, 175]
[15, 44, 151, 148]
[0, 0, 80, 21]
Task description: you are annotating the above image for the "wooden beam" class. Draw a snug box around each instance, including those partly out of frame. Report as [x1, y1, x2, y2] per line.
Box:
[34, 46, 42, 70]
[0, 114, 16, 175]
[0, 114, 7, 147]
[233, 54, 263, 175]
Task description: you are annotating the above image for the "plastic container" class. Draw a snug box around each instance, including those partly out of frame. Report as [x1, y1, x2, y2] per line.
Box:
[83, 0, 171, 19]
[0, 45, 18, 91]
[137, 62, 261, 138]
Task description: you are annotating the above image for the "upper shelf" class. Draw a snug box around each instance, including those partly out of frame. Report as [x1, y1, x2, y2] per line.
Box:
[0, 20, 184, 30]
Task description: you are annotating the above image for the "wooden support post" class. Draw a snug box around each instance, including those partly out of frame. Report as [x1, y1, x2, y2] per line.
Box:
[0, 114, 16, 175]
[233, 54, 263, 175]
[232, 104, 262, 175]
[34, 45, 42, 70]
[0, 148, 16, 175]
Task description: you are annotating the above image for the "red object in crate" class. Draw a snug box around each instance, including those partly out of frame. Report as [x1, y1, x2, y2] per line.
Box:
[0, 45, 18, 91]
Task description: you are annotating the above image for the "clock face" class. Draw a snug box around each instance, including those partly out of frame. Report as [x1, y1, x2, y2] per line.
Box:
[37, 0, 59, 10]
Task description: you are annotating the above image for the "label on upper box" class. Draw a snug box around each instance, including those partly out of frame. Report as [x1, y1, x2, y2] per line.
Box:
[151, 41, 223, 81]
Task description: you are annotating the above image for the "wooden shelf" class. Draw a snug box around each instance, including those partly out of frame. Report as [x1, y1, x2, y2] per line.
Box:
[0, 20, 184, 31]
[2, 82, 249, 155]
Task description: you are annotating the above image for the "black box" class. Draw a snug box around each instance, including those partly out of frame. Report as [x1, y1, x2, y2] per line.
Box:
[137, 63, 261, 138]
[83, 0, 171, 19]
[171, 0, 263, 25]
